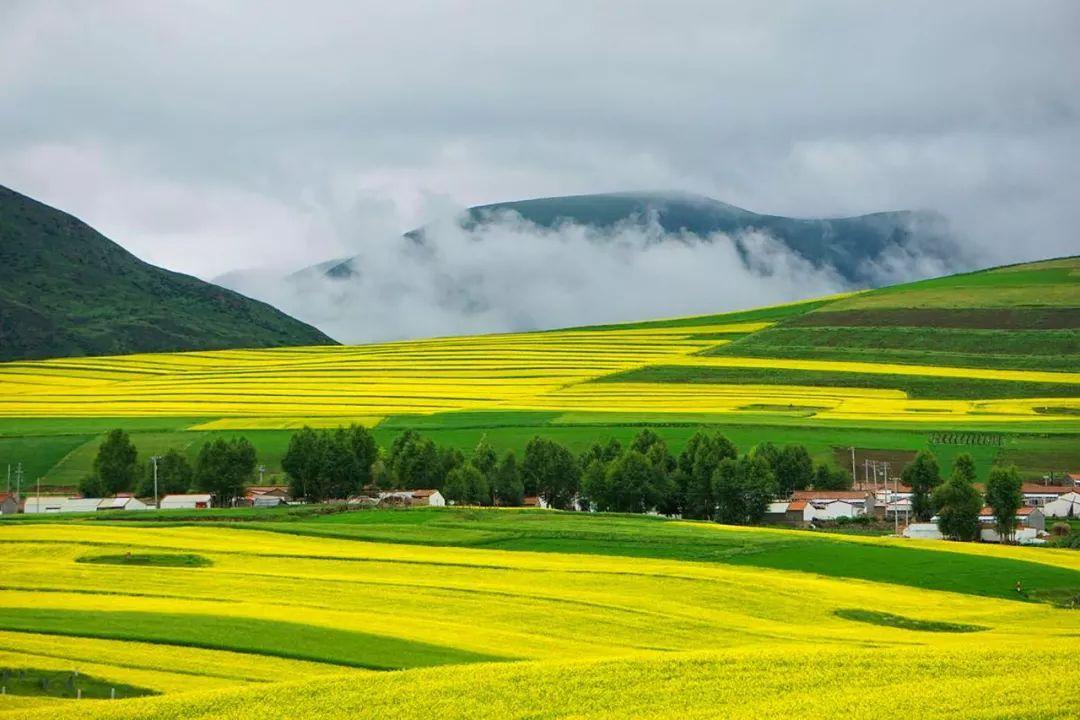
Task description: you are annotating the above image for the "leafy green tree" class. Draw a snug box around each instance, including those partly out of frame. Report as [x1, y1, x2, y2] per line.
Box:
[773, 445, 814, 496]
[749, 442, 780, 472]
[92, 429, 138, 495]
[137, 448, 193, 497]
[677, 431, 738, 520]
[492, 451, 525, 506]
[579, 458, 611, 511]
[436, 446, 465, 489]
[932, 453, 982, 541]
[589, 450, 670, 514]
[522, 436, 580, 510]
[388, 431, 440, 489]
[985, 465, 1023, 543]
[79, 474, 105, 498]
[714, 455, 777, 525]
[443, 463, 490, 506]
[195, 437, 256, 507]
[579, 438, 622, 469]
[901, 451, 941, 522]
[344, 424, 378, 489]
[282, 427, 325, 500]
[812, 464, 853, 490]
[472, 439, 498, 484]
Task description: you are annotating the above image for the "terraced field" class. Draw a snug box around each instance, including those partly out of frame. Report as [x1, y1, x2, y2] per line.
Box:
[0, 257, 1077, 486]
[1, 509, 1079, 718]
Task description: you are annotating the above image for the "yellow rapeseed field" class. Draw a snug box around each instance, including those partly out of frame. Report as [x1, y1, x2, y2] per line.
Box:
[0, 520, 1078, 718]
[1, 318, 1078, 427]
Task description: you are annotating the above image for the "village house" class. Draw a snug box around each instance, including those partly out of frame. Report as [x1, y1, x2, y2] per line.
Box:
[377, 489, 446, 507]
[976, 506, 1045, 544]
[160, 493, 213, 510]
[0, 493, 19, 515]
[789, 490, 875, 520]
[60, 497, 105, 514]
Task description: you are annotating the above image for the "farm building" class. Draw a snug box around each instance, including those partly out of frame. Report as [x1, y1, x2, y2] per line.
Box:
[0, 493, 18, 515]
[160, 493, 213, 510]
[245, 486, 291, 505]
[60, 497, 105, 513]
[253, 494, 288, 508]
[977, 483, 1073, 507]
[812, 500, 862, 521]
[790, 490, 875, 519]
[97, 496, 149, 511]
[1042, 491, 1080, 518]
[976, 506, 1045, 535]
[378, 489, 446, 507]
[21, 496, 64, 514]
[902, 523, 943, 540]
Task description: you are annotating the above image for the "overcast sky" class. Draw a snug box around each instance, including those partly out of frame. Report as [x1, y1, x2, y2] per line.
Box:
[2, 0, 1078, 284]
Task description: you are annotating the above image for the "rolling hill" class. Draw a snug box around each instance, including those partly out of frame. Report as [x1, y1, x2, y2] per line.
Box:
[0, 185, 336, 362]
[0, 256, 1076, 488]
[313, 191, 960, 285]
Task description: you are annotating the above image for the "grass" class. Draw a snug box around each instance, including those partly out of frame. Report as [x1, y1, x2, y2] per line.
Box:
[76, 553, 213, 568]
[600, 364, 1080, 399]
[0, 608, 503, 670]
[833, 609, 986, 632]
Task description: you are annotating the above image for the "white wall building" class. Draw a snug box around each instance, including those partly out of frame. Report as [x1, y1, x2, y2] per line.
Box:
[160, 493, 213, 510]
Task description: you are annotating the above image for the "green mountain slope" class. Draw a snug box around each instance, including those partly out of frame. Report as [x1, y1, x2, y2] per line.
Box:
[0, 185, 337, 361]
[702, 256, 1080, 371]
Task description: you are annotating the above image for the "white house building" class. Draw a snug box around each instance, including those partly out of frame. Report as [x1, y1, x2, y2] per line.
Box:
[1042, 491, 1080, 518]
[21, 496, 64, 514]
[160, 493, 213, 510]
[60, 497, 105, 514]
[97, 496, 149, 511]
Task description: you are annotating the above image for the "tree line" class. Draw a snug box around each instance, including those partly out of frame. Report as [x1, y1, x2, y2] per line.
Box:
[281, 426, 853, 525]
[79, 429, 256, 507]
[902, 450, 1024, 542]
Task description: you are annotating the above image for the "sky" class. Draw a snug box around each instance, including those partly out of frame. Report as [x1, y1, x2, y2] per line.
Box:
[2, 1, 1078, 340]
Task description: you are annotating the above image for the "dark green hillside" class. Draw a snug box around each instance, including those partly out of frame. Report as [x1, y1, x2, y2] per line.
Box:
[0, 185, 336, 361]
[320, 192, 958, 285]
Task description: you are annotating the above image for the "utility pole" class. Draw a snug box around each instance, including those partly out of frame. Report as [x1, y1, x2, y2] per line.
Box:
[849, 448, 856, 488]
[257, 465, 266, 485]
[150, 456, 161, 509]
[15, 463, 21, 503]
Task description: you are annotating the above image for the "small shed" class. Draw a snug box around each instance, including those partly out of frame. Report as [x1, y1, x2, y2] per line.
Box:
[0, 493, 18, 515]
[814, 500, 861, 520]
[160, 494, 212, 510]
[409, 489, 445, 507]
[253, 494, 288, 508]
[1042, 491, 1080, 518]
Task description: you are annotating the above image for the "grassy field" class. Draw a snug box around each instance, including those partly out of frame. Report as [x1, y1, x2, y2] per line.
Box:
[0, 508, 1079, 717]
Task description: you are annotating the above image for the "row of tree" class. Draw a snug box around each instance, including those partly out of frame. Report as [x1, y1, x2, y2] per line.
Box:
[80, 429, 256, 506]
[902, 450, 1023, 541]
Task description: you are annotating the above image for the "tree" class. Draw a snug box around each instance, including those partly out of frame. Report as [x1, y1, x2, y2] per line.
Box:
[472, 439, 498, 484]
[443, 463, 490, 506]
[92, 429, 138, 495]
[79, 474, 105, 498]
[713, 455, 777, 525]
[773, 445, 813, 496]
[677, 431, 737, 520]
[602, 450, 670, 514]
[492, 451, 525, 506]
[344, 424, 378, 489]
[812, 463, 853, 490]
[580, 458, 611, 511]
[902, 451, 941, 522]
[436, 446, 465, 489]
[580, 439, 622, 469]
[932, 453, 982, 541]
[522, 437, 580, 510]
[985, 465, 1023, 543]
[388, 431, 440, 489]
[194, 437, 256, 506]
[282, 427, 325, 500]
[137, 448, 193, 497]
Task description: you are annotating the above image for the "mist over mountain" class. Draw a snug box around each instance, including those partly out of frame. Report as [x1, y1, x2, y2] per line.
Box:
[218, 192, 967, 344]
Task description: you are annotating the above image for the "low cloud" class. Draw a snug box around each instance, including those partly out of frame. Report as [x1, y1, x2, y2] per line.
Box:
[223, 211, 947, 344]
